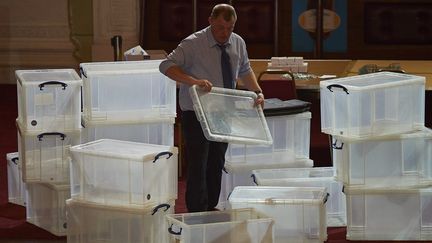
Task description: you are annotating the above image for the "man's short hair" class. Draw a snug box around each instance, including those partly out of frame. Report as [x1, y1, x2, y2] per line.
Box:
[210, 4, 237, 22]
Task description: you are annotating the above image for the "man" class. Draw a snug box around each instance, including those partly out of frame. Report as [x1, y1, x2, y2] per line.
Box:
[159, 4, 264, 212]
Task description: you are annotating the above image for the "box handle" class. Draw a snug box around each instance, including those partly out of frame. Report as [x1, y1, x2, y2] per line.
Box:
[323, 192, 330, 204]
[79, 67, 87, 78]
[39, 81, 68, 91]
[37, 132, 66, 141]
[11, 157, 19, 165]
[331, 139, 344, 150]
[251, 174, 257, 185]
[153, 151, 173, 163]
[326, 84, 349, 94]
[168, 224, 182, 235]
[152, 203, 171, 215]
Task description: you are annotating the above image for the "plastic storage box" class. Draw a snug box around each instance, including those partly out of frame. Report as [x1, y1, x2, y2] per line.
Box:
[6, 152, 26, 206]
[226, 99, 311, 165]
[80, 60, 176, 123]
[217, 158, 314, 210]
[81, 116, 174, 145]
[17, 121, 81, 183]
[166, 208, 274, 243]
[26, 182, 70, 236]
[320, 72, 425, 138]
[69, 139, 178, 207]
[16, 69, 82, 132]
[345, 186, 432, 241]
[332, 128, 432, 188]
[229, 186, 328, 243]
[67, 199, 174, 243]
[252, 167, 346, 227]
[190, 85, 272, 145]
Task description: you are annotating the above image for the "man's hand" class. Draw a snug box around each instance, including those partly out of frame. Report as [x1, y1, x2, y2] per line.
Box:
[197, 79, 213, 92]
[255, 93, 264, 108]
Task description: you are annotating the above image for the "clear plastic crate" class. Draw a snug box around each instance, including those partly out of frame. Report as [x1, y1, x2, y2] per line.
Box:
[332, 128, 432, 188]
[345, 186, 432, 241]
[226, 111, 311, 165]
[26, 182, 70, 236]
[217, 158, 313, 210]
[16, 69, 82, 133]
[320, 72, 425, 138]
[190, 85, 273, 145]
[252, 167, 346, 227]
[67, 199, 174, 243]
[81, 116, 174, 145]
[228, 186, 328, 243]
[166, 208, 274, 243]
[6, 152, 26, 206]
[69, 139, 178, 207]
[80, 60, 176, 123]
[17, 120, 81, 183]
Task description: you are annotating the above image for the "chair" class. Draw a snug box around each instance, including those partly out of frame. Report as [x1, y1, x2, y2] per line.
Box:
[257, 70, 297, 100]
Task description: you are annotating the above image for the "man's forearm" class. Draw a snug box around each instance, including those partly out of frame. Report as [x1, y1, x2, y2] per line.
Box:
[165, 65, 200, 86]
[240, 71, 262, 93]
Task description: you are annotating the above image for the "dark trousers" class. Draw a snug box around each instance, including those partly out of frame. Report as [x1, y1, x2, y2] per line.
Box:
[181, 111, 228, 212]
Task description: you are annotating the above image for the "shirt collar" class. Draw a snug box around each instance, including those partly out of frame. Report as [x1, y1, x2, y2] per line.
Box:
[206, 26, 232, 48]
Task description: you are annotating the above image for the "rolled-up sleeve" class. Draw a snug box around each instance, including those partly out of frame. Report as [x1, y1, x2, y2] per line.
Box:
[159, 44, 187, 74]
[237, 38, 252, 78]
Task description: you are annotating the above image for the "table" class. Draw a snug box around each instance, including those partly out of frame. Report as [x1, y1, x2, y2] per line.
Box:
[249, 59, 353, 90]
[347, 60, 432, 90]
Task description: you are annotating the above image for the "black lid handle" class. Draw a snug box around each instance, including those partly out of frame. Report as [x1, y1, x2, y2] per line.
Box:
[37, 132, 66, 141]
[153, 151, 173, 163]
[39, 81, 68, 91]
[327, 84, 349, 94]
[152, 203, 170, 215]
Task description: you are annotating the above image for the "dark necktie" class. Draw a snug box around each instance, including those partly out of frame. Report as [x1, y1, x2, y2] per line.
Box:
[218, 44, 233, 89]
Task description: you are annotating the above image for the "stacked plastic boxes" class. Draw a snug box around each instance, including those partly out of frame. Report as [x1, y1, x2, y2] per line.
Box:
[15, 68, 83, 236]
[320, 71, 432, 241]
[219, 98, 314, 209]
[79, 60, 176, 145]
[67, 139, 178, 242]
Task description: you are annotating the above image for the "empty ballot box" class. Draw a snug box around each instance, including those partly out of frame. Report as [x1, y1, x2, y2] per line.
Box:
[190, 85, 273, 145]
[17, 120, 81, 183]
[344, 186, 432, 241]
[67, 199, 174, 243]
[81, 116, 174, 145]
[166, 208, 274, 243]
[69, 139, 178, 207]
[320, 72, 424, 138]
[229, 186, 328, 243]
[80, 60, 176, 123]
[332, 128, 432, 188]
[16, 69, 82, 132]
[6, 152, 26, 206]
[252, 167, 346, 227]
[26, 182, 70, 236]
[226, 98, 311, 165]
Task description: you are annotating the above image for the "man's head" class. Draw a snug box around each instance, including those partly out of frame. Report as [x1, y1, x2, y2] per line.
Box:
[209, 4, 237, 44]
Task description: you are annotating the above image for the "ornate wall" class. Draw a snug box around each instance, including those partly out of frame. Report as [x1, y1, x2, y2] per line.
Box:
[90, 0, 142, 61]
[0, 0, 77, 84]
[0, 0, 142, 84]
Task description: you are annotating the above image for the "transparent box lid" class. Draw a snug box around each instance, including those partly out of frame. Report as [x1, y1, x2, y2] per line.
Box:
[190, 85, 273, 145]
